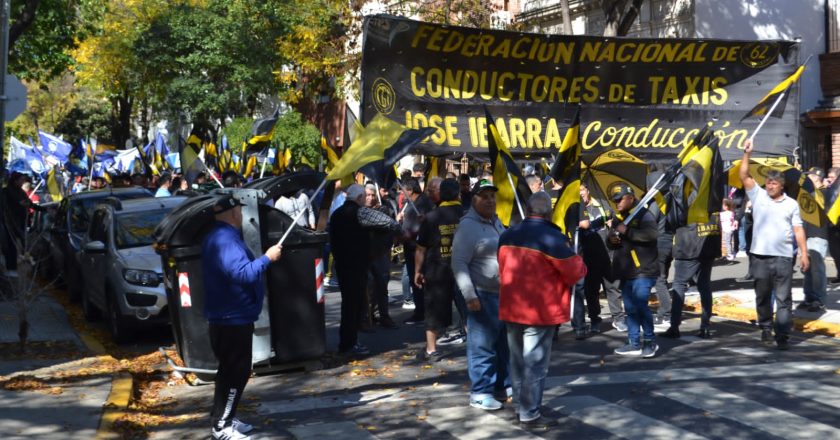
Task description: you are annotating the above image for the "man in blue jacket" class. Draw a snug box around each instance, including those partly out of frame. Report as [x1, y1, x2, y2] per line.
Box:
[202, 195, 283, 440]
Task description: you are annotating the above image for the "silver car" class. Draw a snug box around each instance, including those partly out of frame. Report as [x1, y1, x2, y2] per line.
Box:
[78, 196, 187, 342]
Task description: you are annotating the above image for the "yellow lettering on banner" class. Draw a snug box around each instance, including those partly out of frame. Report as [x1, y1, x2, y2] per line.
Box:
[411, 66, 426, 96]
[580, 41, 601, 62]
[512, 37, 531, 58]
[526, 118, 543, 148]
[495, 118, 512, 147]
[491, 39, 512, 58]
[442, 31, 465, 52]
[444, 69, 463, 99]
[411, 25, 434, 48]
[582, 119, 748, 151]
[428, 28, 448, 51]
[517, 73, 534, 100]
[475, 35, 495, 57]
[509, 118, 527, 147]
[405, 111, 460, 146]
[545, 119, 562, 148]
[616, 43, 636, 62]
[531, 75, 550, 102]
[462, 70, 479, 99]
[498, 72, 515, 101]
[461, 34, 479, 56]
[648, 76, 729, 105]
[427, 68, 443, 98]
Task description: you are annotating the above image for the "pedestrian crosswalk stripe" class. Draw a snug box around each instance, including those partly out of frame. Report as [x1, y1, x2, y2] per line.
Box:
[756, 379, 840, 409]
[288, 421, 378, 439]
[547, 395, 708, 440]
[426, 407, 542, 440]
[656, 385, 840, 440]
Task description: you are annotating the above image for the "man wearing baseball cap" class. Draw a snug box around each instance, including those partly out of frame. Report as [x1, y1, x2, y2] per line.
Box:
[202, 194, 283, 439]
[452, 179, 511, 410]
[607, 182, 660, 358]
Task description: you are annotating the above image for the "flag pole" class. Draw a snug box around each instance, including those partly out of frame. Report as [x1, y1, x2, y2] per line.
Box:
[278, 178, 329, 245]
[199, 158, 224, 188]
[395, 180, 419, 215]
[259, 155, 269, 178]
[506, 173, 525, 220]
[747, 91, 787, 145]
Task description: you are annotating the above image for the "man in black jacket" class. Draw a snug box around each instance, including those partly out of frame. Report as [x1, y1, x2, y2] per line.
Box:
[330, 184, 401, 355]
[608, 183, 660, 358]
[659, 216, 721, 339]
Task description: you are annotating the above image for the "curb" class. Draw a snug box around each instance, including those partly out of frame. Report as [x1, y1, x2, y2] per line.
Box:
[96, 372, 133, 439]
[684, 301, 840, 338]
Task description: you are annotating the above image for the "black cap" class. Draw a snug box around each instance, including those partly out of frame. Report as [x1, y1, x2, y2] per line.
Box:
[610, 182, 634, 202]
[213, 195, 243, 214]
[471, 179, 498, 196]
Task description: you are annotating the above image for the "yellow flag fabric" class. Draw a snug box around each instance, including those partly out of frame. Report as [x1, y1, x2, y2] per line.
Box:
[550, 111, 582, 236]
[741, 64, 805, 120]
[326, 113, 407, 181]
[47, 167, 63, 202]
[486, 108, 530, 227]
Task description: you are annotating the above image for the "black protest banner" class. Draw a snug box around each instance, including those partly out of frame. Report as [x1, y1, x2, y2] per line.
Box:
[360, 15, 799, 161]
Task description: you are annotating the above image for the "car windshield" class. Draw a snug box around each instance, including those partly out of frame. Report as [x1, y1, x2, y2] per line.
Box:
[69, 191, 150, 232]
[114, 209, 169, 249]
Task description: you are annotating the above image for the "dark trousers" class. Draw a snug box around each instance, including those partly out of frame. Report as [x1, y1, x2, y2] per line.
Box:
[829, 228, 840, 278]
[653, 245, 673, 320]
[337, 264, 366, 351]
[404, 243, 424, 319]
[571, 278, 588, 330]
[368, 255, 391, 320]
[752, 255, 794, 339]
[670, 258, 714, 330]
[209, 323, 254, 430]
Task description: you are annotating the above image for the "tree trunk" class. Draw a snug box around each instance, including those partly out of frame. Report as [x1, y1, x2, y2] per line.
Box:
[560, 0, 573, 35]
[112, 93, 133, 149]
[602, 0, 627, 37]
[617, 0, 645, 36]
[8, 0, 41, 49]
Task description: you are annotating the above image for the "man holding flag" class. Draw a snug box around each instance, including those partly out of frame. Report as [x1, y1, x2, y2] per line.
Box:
[740, 139, 808, 350]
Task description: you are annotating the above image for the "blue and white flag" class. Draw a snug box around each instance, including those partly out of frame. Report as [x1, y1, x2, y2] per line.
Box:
[9, 136, 47, 175]
[155, 132, 169, 156]
[165, 152, 180, 169]
[114, 149, 140, 173]
[37, 130, 73, 163]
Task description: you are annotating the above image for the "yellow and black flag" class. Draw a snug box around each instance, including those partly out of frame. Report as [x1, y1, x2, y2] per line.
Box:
[244, 109, 280, 155]
[741, 64, 805, 122]
[550, 110, 581, 236]
[680, 134, 725, 224]
[424, 156, 446, 184]
[485, 107, 531, 227]
[826, 179, 840, 225]
[179, 136, 203, 184]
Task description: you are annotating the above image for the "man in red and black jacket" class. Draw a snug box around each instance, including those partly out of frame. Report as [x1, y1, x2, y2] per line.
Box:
[497, 192, 586, 427]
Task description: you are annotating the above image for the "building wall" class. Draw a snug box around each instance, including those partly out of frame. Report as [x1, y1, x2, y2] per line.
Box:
[694, 0, 825, 114]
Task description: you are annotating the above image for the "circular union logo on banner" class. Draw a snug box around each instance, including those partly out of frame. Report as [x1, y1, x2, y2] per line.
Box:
[739, 42, 779, 69]
[798, 192, 817, 215]
[372, 77, 396, 115]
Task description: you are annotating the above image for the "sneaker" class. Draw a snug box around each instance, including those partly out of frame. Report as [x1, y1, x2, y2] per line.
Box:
[612, 319, 628, 333]
[470, 396, 503, 411]
[232, 418, 253, 434]
[419, 350, 444, 363]
[519, 415, 559, 431]
[760, 329, 774, 344]
[642, 341, 659, 358]
[437, 333, 465, 345]
[807, 303, 827, 313]
[696, 328, 712, 339]
[589, 322, 601, 334]
[402, 300, 416, 310]
[212, 425, 251, 440]
[653, 316, 670, 330]
[575, 328, 588, 340]
[341, 343, 369, 356]
[736, 251, 747, 258]
[658, 327, 681, 339]
[614, 343, 642, 356]
[776, 337, 790, 351]
[795, 301, 813, 310]
[403, 315, 424, 325]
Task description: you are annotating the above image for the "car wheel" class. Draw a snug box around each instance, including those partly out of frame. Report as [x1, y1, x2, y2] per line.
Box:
[106, 288, 131, 343]
[81, 288, 100, 322]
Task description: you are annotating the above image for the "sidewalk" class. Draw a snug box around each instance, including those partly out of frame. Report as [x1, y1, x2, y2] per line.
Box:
[0, 295, 117, 439]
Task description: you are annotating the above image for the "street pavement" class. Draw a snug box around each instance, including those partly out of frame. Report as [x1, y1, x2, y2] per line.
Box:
[145, 254, 840, 439]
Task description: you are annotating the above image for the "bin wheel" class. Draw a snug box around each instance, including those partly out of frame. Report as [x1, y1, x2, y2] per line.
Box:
[107, 288, 131, 343]
[81, 288, 100, 322]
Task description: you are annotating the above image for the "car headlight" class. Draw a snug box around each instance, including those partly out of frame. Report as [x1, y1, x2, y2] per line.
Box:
[123, 269, 161, 287]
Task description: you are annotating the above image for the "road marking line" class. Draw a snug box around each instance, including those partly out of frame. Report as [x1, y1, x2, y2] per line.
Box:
[95, 372, 132, 439]
[426, 407, 541, 440]
[288, 421, 378, 439]
[721, 346, 772, 357]
[656, 385, 840, 439]
[547, 395, 708, 440]
[756, 379, 840, 409]
[257, 384, 464, 415]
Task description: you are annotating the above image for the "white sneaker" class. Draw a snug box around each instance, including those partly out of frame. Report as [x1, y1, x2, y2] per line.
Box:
[232, 418, 253, 434]
[212, 424, 251, 440]
[402, 300, 416, 310]
[736, 251, 747, 258]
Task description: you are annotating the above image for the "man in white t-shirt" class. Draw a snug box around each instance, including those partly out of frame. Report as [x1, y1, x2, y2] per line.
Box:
[740, 139, 809, 350]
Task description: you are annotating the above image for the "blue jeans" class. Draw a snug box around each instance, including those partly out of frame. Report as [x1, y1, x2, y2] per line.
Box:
[506, 323, 554, 421]
[803, 237, 828, 305]
[467, 290, 510, 399]
[621, 277, 657, 346]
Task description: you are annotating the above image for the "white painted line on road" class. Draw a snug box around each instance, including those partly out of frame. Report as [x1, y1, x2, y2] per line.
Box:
[426, 407, 541, 440]
[288, 421, 378, 439]
[544, 360, 840, 387]
[721, 346, 772, 357]
[257, 384, 464, 415]
[656, 385, 840, 440]
[756, 379, 840, 409]
[547, 395, 708, 440]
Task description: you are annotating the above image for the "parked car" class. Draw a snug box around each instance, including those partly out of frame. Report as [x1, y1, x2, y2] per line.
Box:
[47, 187, 153, 301]
[78, 196, 187, 342]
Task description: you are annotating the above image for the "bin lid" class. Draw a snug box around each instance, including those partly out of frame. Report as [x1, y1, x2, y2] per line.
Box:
[153, 194, 220, 252]
[259, 204, 330, 247]
[244, 170, 324, 202]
